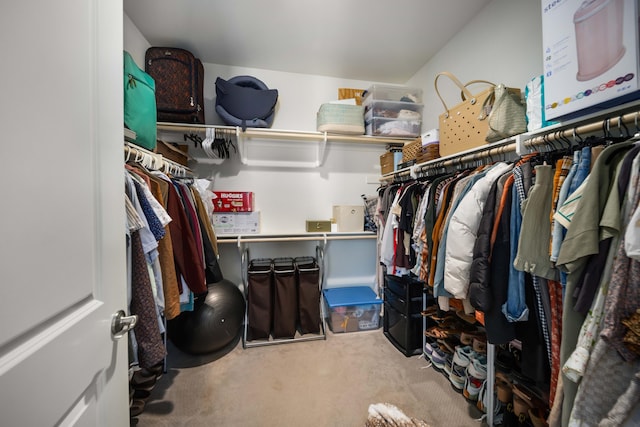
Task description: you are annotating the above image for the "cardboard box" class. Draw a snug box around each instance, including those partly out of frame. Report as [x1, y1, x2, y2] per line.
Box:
[211, 211, 260, 235]
[332, 205, 364, 232]
[542, 0, 640, 120]
[380, 152, 394, 174]
[212, 191, 254, 212]
[338, 88, 365, 105]
[323, 287, 382, 333]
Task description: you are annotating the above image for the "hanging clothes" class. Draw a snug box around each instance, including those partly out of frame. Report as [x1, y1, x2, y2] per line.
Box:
[552, 141, 635, 427]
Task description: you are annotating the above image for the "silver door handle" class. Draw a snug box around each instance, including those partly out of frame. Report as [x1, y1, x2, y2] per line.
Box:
[111, 310, 138, 339]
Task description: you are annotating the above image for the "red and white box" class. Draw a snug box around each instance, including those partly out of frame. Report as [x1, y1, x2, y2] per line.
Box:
[212, 191, 254, 212]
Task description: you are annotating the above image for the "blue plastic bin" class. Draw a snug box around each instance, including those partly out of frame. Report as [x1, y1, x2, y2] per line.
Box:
[323, 286, 382, 333]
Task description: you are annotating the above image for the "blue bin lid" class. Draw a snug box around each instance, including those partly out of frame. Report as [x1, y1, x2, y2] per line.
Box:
[323, 286, 381, 308]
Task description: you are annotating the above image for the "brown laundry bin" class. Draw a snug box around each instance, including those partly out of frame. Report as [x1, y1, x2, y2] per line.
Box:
[246, 258, 273, 340]
[272, 258, 298, 338]
[295, 256, 321, 334]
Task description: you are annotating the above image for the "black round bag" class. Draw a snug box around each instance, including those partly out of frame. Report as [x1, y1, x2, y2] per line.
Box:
[215, 75, 278, 130]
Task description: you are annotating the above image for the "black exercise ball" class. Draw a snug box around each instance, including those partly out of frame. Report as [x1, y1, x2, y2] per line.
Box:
[168, 280, 246, 355]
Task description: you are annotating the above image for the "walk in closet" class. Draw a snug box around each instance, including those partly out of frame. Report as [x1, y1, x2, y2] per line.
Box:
[122, 0, 639, 425]
[4, 1, 639, 426]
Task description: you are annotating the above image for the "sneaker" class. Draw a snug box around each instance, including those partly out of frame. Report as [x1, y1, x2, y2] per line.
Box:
[449, 363, 467, 391]
[431, 347, 449, 371]
[477, 379, 504, 425]
[448, 345, 472, 388]
[463, 375, 484, 402]
[467, 357, 488, 380]
[424, 339, 438, 361]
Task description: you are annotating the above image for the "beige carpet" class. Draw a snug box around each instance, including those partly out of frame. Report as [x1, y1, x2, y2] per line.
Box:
[134, 329, 484, 426]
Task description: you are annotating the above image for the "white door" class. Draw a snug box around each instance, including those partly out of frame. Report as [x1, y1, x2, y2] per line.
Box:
[0, 1, 129, 426]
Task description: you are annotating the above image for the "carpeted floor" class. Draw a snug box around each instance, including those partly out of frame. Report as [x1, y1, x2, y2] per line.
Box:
[133, 329, 484, 426]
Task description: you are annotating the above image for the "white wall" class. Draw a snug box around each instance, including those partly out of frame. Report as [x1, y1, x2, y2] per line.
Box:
[407, 0, 543, 131]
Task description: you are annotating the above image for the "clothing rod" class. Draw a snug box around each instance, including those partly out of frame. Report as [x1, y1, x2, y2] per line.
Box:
[124, 142, 192, 177]
[524, 109, 640, 148]
[217, 234, 376, 244]
[419, 142, 517, 171]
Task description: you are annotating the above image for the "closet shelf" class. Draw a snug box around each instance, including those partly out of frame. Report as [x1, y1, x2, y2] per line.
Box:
[157, 122, 412, 145]
[217, 232, 376, 246]
[157, 122, 411, 168]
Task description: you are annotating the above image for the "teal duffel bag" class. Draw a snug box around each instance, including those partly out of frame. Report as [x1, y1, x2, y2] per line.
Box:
[124, 51, 157, 150]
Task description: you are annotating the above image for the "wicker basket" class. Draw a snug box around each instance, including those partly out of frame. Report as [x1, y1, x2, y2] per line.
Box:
[402, 138, 422, 162]
[416, 142, 440, 163]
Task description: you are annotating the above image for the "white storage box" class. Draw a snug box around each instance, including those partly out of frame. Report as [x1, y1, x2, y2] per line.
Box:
[362, 84, 423, 104]
[332, 205, 364, 232]
[212, 211, 260, 235]
[542, 0, 640, 120]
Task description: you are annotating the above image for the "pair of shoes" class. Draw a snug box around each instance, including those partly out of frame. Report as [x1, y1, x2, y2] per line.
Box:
[424, 338, 438, 361]
[448, 345, 473, 392]
[143, 361, 164, 380]
[424, 325, 461, 340]
[130, 399, 145, 417]
[456, 309, 477, 325]
[528, 407, 548, 427]
[496, 372, 514, 404]
[459, 330, 484, 346]
[463, 357, 487, 403]
[472, 335, 487, 353]
[476, 378, 504, 425]
[431, 347, 451, 372]
[421, 305, 440, 318]
[512, 384, 545, 418]
[496, 347, 516, 373]
[437, 338, 458, 354]
[131, 370, 157, 391]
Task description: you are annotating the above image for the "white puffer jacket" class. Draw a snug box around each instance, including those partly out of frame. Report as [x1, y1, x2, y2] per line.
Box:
[444, 162, 513, 299]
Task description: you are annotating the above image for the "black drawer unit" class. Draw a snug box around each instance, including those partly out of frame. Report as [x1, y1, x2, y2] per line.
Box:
[383, 274, 426, 356]
[384, 302, 423, 356]
[385, 274, 423, 301]
[384, 287, 421, 315]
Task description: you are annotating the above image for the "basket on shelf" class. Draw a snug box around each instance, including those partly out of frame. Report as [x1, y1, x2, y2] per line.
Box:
[402, 138, 422, 162]
[417, 142, 440, 163]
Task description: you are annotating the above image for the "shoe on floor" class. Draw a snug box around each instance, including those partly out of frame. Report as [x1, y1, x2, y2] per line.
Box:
[431, 348, 450, 372]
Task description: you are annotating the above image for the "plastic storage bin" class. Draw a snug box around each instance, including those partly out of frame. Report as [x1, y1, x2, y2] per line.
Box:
[363, 99, 424, 119]
[362, 84, 423, 104]
[366, 117, 422, 137]
[323, 286, 382, 333]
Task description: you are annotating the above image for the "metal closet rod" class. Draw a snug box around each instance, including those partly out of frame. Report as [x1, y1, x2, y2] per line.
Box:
[418, 142, 517, 172]
[218, 233, 377, 245]
[524, 109, 640, 149]
[124, 142, 192, 177]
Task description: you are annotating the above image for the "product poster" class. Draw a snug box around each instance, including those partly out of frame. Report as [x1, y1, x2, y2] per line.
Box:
[542, 0, 639, 120]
